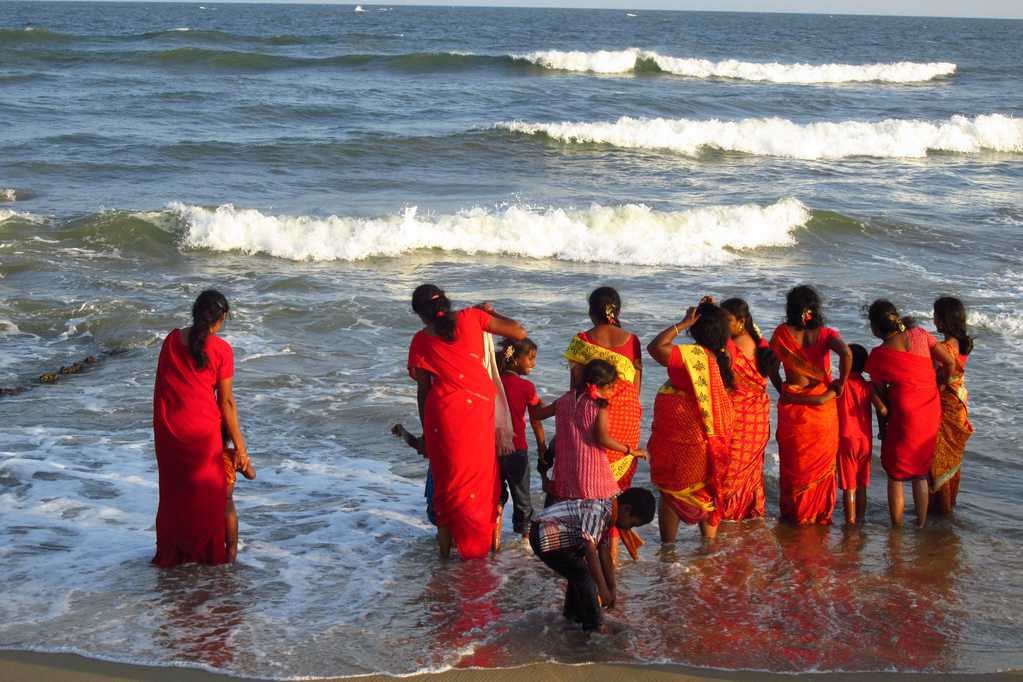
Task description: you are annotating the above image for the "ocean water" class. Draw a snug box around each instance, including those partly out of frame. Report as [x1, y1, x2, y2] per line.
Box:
[2, 2, 1023, 677]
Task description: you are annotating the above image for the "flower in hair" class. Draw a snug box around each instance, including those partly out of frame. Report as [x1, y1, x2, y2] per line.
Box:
[586, 383, 602, 400]
[435, 310, 446, 318]
[801, 308, 813, 324]
[430, 293, 441, 300]
[502, 345, 515, 359]
[604, 303, 618, 325]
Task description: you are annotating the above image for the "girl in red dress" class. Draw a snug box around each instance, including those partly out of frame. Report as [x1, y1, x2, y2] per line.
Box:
[407, 284, 527, 559]
[152, 290, 251, 567]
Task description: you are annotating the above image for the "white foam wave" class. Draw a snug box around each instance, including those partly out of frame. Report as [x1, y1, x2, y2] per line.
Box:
[499, 113, 1023, 160]
[0, 209, 41, 223]
[520, 48, 956, 83]
[1, 189, 16, 202]
[171, 199, 811, 266]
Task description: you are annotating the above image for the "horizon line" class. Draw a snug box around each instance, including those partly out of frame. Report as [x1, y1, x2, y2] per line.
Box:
[11, 0, 1023, 22]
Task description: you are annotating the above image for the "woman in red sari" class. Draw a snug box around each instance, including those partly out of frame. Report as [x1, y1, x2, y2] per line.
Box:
[719, 298, 778, 521]
[769, 285, 851, 525]
[929, 297, 974, 514]
[865, 300, 956, 527]
[153, 290, 250, 567]
[647, 300, 735, 542]
[563, 287, 643, 489]
[408, 284, 527, 559]
[564, 287, 644, 559]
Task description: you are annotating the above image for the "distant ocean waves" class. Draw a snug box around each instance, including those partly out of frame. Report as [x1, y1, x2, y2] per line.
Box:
[500, 113, 1023, 160]
[520, 49, 957, 83]
[0, 31, 955, 83]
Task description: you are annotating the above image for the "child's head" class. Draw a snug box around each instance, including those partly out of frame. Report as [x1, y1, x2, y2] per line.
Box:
[933, 296, 973, 356]
[616, 487, 656, 529]
[849, 343, 868, 374]
[588, 286, 622, 327]
[785, 284, 824, 330]
[497, 337, 538, 375]
[580, 359, 617, 388]
[690, 301, 736, 390]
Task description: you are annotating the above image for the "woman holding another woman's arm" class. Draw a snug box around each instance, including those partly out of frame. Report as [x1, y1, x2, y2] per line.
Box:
[865, 299, 956, 528]
[407, 284, 527, 559]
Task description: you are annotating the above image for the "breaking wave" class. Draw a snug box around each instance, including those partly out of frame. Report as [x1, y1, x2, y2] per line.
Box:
[520, 49, 956, 83]
[499, 113, 1023, 160]
[171, 199, 812, 266]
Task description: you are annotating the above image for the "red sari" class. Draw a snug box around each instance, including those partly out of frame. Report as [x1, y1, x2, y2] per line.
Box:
[719, 339, 770, 521]
[408, 308, 500, 560]
[770, 324, 839, 525]
[647, 345, 734, 526]
[865, 327, 942, 481]
[152, 329, 233, 567]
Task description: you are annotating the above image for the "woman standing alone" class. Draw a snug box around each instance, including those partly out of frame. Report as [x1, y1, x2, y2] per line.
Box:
[408, 284, 527, 559]
[153, 290, 250, 567]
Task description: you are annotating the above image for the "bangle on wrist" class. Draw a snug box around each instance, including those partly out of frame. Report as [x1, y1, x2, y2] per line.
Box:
[673, 324, 680, 335]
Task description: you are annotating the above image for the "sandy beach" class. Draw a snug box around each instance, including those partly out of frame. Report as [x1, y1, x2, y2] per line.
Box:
[2, 651, 1021, 682]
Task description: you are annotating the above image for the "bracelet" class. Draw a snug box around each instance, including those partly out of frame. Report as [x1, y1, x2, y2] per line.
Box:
[625, 444, 631, 455]
[673, 324, 680, 335]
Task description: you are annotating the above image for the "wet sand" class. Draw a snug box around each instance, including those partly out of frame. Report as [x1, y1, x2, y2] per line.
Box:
[2, 650, 1021, 682]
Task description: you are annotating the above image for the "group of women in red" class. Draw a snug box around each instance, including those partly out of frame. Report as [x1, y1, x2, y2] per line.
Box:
[149, 283, 974, 567]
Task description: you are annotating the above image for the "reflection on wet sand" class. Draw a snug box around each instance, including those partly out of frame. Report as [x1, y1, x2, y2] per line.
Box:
[152, 567, 247, 669]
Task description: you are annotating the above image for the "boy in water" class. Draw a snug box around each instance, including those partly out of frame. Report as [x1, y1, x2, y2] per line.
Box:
[530, 487, 656, 632]
[223, 428, 256, 562]
[836, 344, 887, 525]
[392, 423, 436, 525]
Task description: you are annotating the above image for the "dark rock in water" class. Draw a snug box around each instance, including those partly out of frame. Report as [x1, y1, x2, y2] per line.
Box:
[39, 373, 59, 384]
[0, 387, 25, 396]
[84, 356, 98, 364]
[60, 363, 84, 375]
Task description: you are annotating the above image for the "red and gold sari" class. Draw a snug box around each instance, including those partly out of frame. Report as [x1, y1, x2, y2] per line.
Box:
[647, 345, 734, 526]
[719, 340, 770, 521]
[770, 325, 838, 525]
[565, 331, 643, 557]
[930, 341, 972, 505]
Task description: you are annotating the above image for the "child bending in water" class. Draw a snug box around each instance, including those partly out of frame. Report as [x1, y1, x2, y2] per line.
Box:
[392, 423, 436, 525]
[531, 359, 647, 502]
[836, 344, 887, 525]
[494, 338, 547, 546]
[530, 487, 656, 632]
[222, 428, 256, 562]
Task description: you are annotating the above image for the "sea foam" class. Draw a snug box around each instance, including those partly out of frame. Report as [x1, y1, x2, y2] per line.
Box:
[521, 49, 956, 83]
[499, 114, 1023, 160]
[171, 199, 811, 266]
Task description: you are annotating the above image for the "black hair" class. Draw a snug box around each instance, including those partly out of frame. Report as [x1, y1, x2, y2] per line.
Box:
[496, 337, 538, 374]
[849, 343, 868, 374]
[588, 286, 622, 327]
[189, 289, 229, 370]
[785, 285, 824, 330]
[578, 359, 617, 407]
[690, 302, 735, 390]
[867, 299, 916, 339]
[618, 487, 656, 526]
[721, 297, 778, 377]
[934, 296, 973, 356]
[411, 283, 455, 342]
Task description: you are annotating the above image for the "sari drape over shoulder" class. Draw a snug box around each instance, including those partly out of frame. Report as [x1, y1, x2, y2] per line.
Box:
[409, 308, 501, 560]
[865, 328, 942, 481]
[564, 332, 642, 489]
[930, 343, 973, 505]
[720, 339, 770, 521]
[770, 324, 838, 525]
[647, 345, 734, 526]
